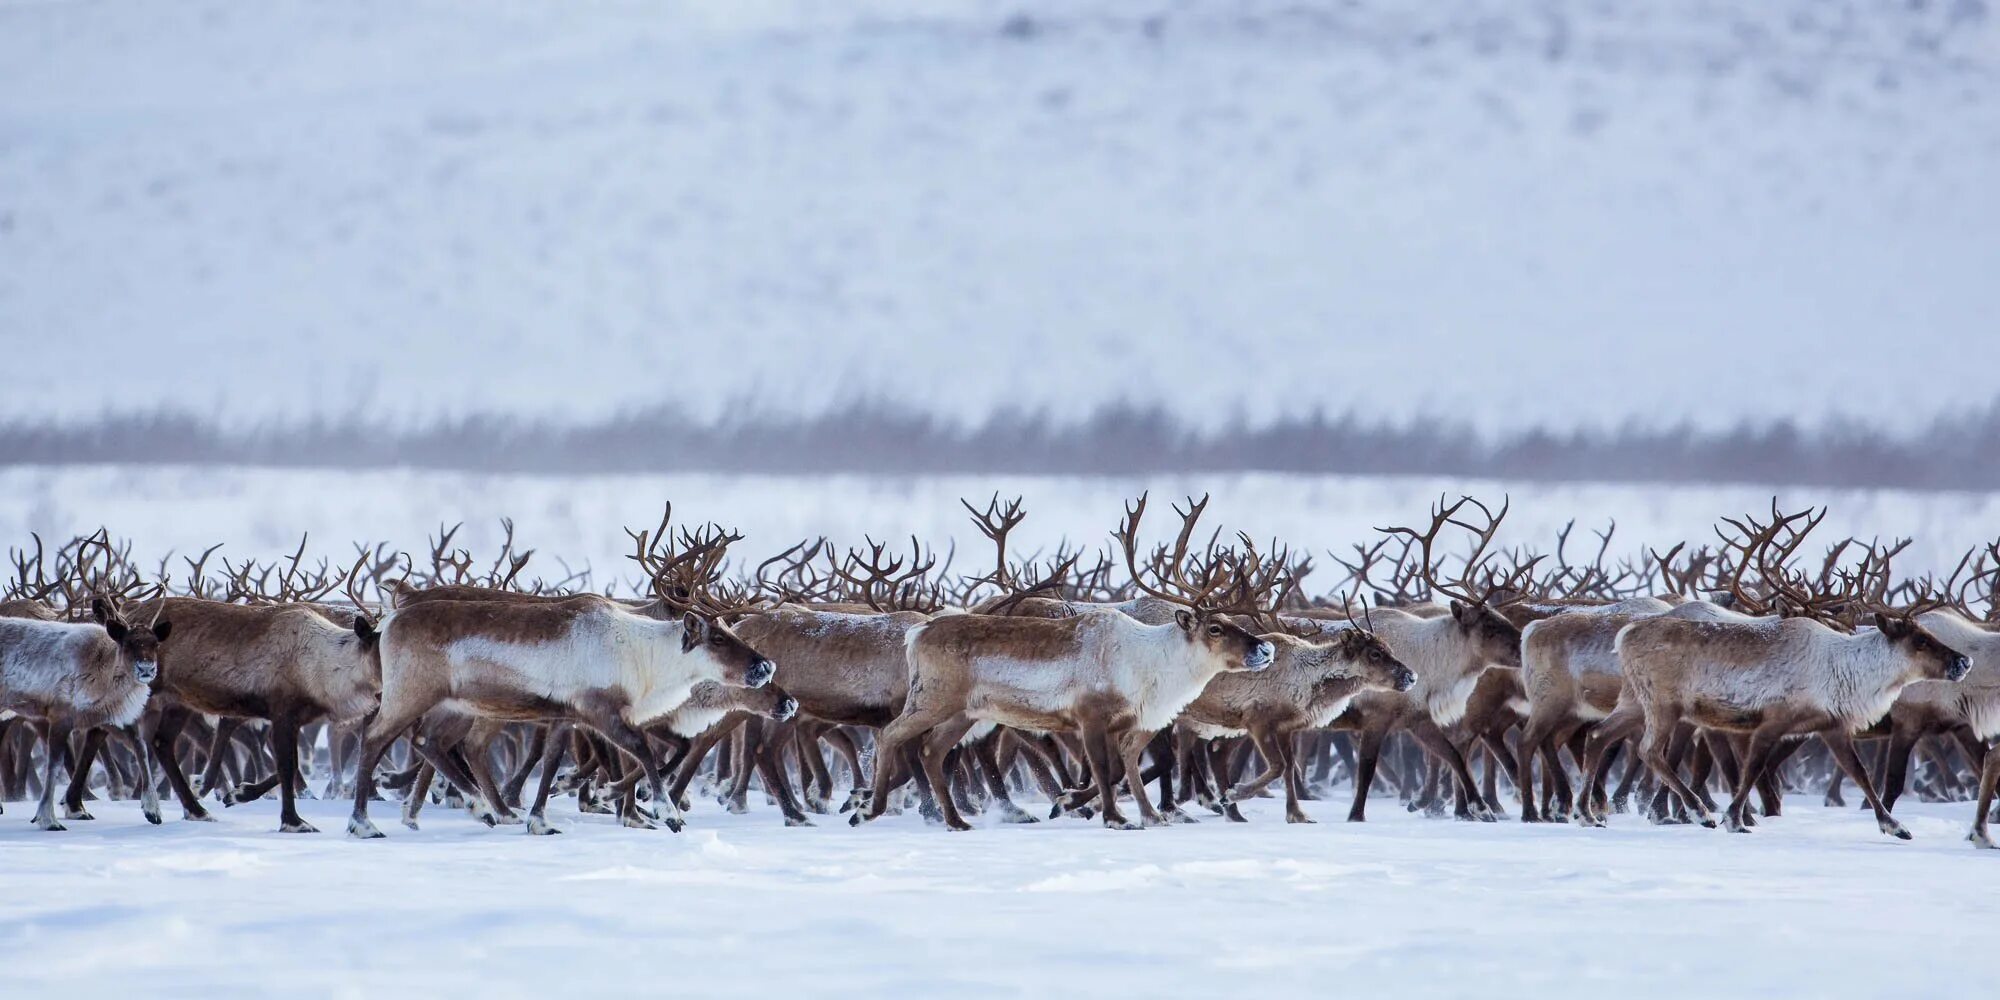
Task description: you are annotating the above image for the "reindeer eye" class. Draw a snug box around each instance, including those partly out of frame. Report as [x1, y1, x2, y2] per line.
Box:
[1206, 625, 1223, 637]
[710, 632, 725, 645]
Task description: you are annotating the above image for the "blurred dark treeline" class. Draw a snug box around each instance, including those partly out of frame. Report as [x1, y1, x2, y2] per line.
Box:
[1, 401, 1993, 490]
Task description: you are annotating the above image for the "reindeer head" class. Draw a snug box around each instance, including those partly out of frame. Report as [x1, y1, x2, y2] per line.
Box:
[1449, 600, 1524, 668]
[1116, 494, 1275, 674]
[1332, 626, 1416, 692]
[93, 597, 169, 685]
[1173, 608, 1273, 673]
[1875, 613, 1971, 682]
[736, 681, 799, 722]
[680, 612, 776, 688]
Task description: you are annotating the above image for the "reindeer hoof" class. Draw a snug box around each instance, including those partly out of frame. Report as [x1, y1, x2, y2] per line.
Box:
[1165, 809, 1199, 826]
[526, 817, 561, 836]
[143, 809, 163, 826]
[848, 811, 868, 828]
[184, 809, 217, 823]
[1697, 815, 1720, 829]
[785, 815, 815, 828]
[997, 803, 1040, 824]
[280, 819, 320, 834]
[62, 806, 95, 821]
[1223, 804, 1249, 823]
[347, 817, 385, 839]
[34, 817, 66, 832]
[1106, 818, 1142, 831]
[662, 815, 685, 833]
[1286, 813, 1316, 825]
[401, 817, 421, 831]
[1968, 827, 1995, 849]
[1883, 820, 1912, 840]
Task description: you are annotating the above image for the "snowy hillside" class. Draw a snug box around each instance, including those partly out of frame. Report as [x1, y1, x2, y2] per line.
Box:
[3, 0, 1997, 431]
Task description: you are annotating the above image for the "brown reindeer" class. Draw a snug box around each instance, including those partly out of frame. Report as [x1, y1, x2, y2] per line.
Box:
[1179, 621, 1414, 823]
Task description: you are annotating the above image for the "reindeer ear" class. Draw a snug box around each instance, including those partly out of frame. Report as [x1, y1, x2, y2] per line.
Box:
[1174, 609, 1195, 633]
[91, 597, 112, 623]
[152, 620, 172, 643]
[352, 616, 375, 643]
[682, 612, 703, 652]
[1449, 600, 1468, 622]
[1873, 612, 1892, 635]
[105, 619, 128, 643]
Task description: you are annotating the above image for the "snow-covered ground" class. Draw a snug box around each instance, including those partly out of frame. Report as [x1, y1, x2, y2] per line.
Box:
[4, 0, 1997, 430]
[0, 791, 1991, 997]
[3, 465, 1996, 589]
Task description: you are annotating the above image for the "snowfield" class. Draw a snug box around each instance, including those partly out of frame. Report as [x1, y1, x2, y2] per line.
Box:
[0, 792, 1991, 998]
[3, 0, 1997, 430]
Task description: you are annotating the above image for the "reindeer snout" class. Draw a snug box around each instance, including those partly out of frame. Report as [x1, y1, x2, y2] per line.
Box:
[1392, 667, 1416, 692]
[775, 696, 798, 720]
[746, 659, 776, 688]
[1245, 641, 1274, 671]
[1947, 654, 1972, 682]
[133, 660, 158, 684]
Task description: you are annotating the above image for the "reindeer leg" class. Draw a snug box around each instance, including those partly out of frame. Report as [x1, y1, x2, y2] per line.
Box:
[971, 730, 1037, 824]
[32, 720, 70, 831]
[1970, 745, 2000, 848]
[1115, 728, 1166, 827]
[57, 727, 106, 820]
[271, 711, 315, 832]
[855, 696, 952, 826]
[112, 721, 162, 825]
[1410, 720, 1490, 822]
[1230, 729, 1289, 804]
[1347, 727, 1385, 823]
[1723, 725, 1784, 833]
[1640, 712, 1716, 828]
[502, 724, 548, 808]
[524, 723, 571, 835]
[671, 721, 735, 814]
[1821, 729, 1910, 840]
[151, 706, 213, 822]
[1079, 719, 1136, 831]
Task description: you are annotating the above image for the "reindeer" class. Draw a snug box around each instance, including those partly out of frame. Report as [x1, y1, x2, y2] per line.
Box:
[1613, 524, 1971, 842]
[345, 521, 776, 838]
[1178, 614, 1414, 823]
[122, 559, 383, 832]
[1297, 498, 1526, 822]
[0, 598, 170, 830]
[853, 494, 1275, 831]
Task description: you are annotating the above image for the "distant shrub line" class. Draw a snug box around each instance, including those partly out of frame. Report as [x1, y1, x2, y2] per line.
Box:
[0, 401, 1992, 491]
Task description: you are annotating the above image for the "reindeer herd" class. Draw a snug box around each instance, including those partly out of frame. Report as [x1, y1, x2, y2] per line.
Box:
[3, 495, 1999, 851]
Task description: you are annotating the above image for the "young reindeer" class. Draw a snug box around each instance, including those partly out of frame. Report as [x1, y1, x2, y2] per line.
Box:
[854, 494, 1276, 831]
[0, 597, 170, 830]
[346, 525, 777, 839]
[1179, 605, 1415, 823]
[1615, 526, 1971, 840]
